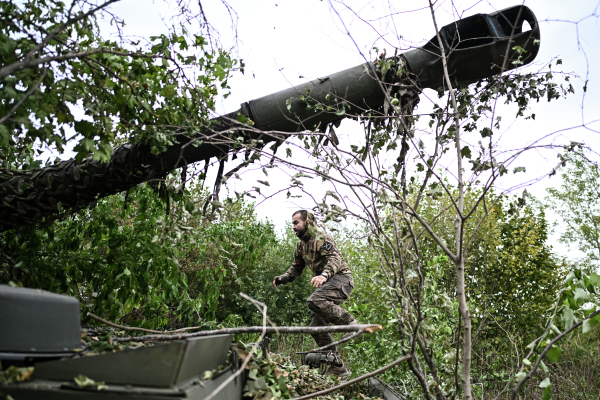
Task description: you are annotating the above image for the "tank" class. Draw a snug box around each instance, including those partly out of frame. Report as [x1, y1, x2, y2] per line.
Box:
[1, 5, 540, 399]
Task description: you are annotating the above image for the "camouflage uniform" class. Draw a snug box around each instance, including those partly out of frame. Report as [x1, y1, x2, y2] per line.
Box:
[281, 212, 355, 353]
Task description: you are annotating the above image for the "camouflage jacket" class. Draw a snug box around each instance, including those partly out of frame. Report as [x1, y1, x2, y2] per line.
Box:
[282, 227, 351, 283]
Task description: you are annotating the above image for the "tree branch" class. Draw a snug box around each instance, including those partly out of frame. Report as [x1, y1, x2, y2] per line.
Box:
[112, 324, 383, 343]
[0, 67, 47, 125]
[511, 309, 600, 399]
[87, 312, 200, 334]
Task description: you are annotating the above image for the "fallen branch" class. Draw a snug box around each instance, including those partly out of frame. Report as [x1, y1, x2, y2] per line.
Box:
[112, 324, 383, 342]
[291, 354, 413, 400]
[87, 312, 200, 334]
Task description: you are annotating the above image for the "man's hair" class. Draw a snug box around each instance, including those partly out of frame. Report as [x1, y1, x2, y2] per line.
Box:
[292, 210, 308, 221]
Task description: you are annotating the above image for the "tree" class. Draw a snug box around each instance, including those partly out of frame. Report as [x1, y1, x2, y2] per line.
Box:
[0, 0, 244, 232]
[250, 3, 581, 398]
[416, 192, 566, 340]
[546, 152, 600, 271]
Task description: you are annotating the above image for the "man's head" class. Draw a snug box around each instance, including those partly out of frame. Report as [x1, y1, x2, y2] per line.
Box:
[292, 210, 308, 238]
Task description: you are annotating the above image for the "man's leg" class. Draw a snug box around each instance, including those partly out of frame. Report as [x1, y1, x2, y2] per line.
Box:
[306, 274, 355, 327]
[306, 274, 355, 376]
[309, 310, 337, 352]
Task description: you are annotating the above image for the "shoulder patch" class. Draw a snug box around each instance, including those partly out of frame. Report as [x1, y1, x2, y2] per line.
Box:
[321, 241, 333, 251]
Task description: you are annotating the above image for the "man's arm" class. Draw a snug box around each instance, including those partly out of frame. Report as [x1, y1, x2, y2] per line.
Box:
[283, 245, 306, 282]
[273, 243, 305, 288]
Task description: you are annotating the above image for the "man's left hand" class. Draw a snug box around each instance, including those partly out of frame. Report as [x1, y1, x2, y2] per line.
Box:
[310, 275, 327, 288]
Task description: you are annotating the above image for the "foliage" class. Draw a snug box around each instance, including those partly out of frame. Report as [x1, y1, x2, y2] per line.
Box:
[1, 2, 598, 400]
[223, 222, 314, 327]
[0, 366, 34, 383]
[0, 0, 238, 168]
[546, 152, 600, 270]
[511, 267, 600, 399]
[240, 344, 381, 400]
[268, 46, 578, 397]
[539, 323, 600, 399]
[0, 176, 280, 329]
[416, 192, 567, 339]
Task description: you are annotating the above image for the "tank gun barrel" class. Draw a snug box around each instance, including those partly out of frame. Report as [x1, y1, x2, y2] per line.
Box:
[235, 5, 539, 133]
[0, 5, 540, 232]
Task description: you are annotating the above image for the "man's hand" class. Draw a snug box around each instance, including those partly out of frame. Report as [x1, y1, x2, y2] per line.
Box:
[310, 275, 327, 288]
[273, 275, 287, 288]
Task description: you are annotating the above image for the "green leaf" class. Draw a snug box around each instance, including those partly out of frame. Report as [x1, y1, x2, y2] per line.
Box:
[542, 386, 552, 400]
[460, 146, 471, 159]
[589, 273, 600, 288]
[74, 120, 95, 135]
[214, 64, 226, 80]
[74, 374, 107, 390]
[561, 307, 576, 328]
[480, 127, 492, 137]
[573, 287, 590, 305]
[582, 318, 592, 333]
[582, 310, 600, 333]
[513, 166, 526, 173]
[539, 378, 551, 388]
[546, 346, 562, 363]
[540, 360, 549, 373]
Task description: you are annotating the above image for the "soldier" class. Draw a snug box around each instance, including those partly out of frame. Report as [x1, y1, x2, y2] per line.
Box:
[273, 209, 357, 377]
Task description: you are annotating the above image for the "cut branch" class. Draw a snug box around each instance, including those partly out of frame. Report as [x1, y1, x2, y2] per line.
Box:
[112, 324, 382, 343]
[87, 312, 200, 334]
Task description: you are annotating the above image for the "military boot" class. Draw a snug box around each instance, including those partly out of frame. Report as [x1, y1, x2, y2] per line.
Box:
[326, 362, 350, 378]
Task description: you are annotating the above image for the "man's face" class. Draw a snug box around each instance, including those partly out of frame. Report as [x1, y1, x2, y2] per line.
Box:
[292, 214, 306, 238]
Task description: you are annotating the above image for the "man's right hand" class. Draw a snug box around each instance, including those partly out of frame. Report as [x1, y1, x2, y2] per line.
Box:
[273, 275, 287, 288]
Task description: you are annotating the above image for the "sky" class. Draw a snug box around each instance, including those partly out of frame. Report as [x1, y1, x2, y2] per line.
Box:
[95, 0, 600, 255]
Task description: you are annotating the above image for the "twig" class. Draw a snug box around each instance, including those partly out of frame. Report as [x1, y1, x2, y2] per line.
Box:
[112, 324, 382, 343]
[87, 312, 200, 334]
[0, 67, 48, 125]
[291, 354, 413, 400]
[240, 292, 279, 332]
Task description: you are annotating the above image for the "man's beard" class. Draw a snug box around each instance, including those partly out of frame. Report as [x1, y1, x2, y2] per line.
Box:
[295, 227, 306, 238]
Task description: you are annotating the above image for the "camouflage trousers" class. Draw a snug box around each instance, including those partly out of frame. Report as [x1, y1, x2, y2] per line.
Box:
[306, 273, 355, 354]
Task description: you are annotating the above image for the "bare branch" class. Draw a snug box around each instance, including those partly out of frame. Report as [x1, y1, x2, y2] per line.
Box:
[112, 324, 382, 343]
[87, 312, 200, 334]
